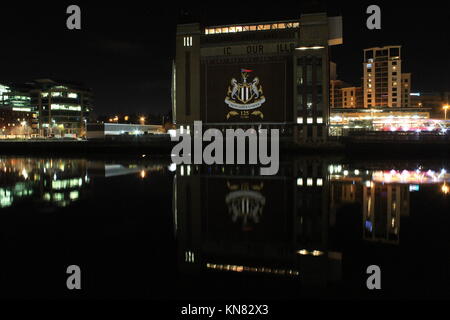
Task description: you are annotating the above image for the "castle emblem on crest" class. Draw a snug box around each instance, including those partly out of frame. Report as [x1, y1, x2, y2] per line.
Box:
[225, 69, 265, 120]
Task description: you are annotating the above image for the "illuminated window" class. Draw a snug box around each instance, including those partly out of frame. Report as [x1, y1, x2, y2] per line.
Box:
[51, 104, 81, 111]
[307, 117, 313, 124]
[316, 178, 323, 186]
[183, 36, 193, 47]
[68, 93, 78, 99]
[204, 21, 299, 35]
[297, 117, 303, 124]
[297, 178, 303, 186]
[317, 117, 323, 124]
[307, 178, 313, 186]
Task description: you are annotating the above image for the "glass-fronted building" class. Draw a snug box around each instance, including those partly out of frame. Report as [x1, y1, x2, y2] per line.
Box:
[30, 79, 92, 138]
[0, 83, 36, 137]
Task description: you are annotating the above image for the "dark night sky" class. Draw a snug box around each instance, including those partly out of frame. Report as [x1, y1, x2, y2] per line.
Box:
[0, 1, 448, 116]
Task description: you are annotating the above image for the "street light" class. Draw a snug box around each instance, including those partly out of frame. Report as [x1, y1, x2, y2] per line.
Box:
[443, 105, 449, 120]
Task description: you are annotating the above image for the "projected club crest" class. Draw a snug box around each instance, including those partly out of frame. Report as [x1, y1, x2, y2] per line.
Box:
[225, 182, 266, 231]
[224, 69, 265, 120]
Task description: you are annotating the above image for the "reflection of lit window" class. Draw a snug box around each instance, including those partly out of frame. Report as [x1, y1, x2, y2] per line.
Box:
[185, 251, 195, 263]
[53, 193, 64, 201]
[69, 191, 79, 200]
[312, 250, 323, 256]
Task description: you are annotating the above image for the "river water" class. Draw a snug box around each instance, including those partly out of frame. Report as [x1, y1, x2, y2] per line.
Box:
[0, 155, 449, 299]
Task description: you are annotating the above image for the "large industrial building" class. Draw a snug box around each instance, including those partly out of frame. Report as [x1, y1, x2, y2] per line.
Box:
[173, 13, 343, 144]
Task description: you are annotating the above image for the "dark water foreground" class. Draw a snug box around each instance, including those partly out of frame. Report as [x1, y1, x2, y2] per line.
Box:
[0, 155, 449, 301]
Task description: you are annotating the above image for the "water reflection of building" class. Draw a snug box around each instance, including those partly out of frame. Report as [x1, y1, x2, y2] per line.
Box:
[0, 158, 90, 209]
[174, 160, 342, 288]
[362, 183, 409, 244]
[328, 165, 450, 244]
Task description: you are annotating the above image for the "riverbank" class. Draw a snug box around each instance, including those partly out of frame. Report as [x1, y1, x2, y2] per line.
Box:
[0, 136, 448, 158]
[0, 138, 172, 157]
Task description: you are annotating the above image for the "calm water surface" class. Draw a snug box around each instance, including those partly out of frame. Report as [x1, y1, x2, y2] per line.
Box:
[0, 155, 449, 299]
